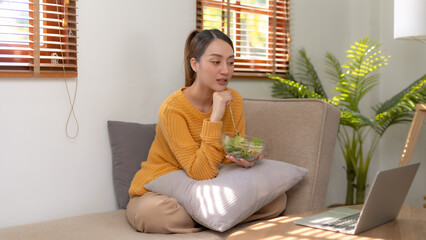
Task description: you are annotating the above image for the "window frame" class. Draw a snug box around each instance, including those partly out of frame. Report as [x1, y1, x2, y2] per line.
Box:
[196, 0, 290, 78]
[0, 0, 78, 78]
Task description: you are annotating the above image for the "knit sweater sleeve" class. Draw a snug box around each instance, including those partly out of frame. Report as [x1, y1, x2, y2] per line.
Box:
[158, 106, 224, 180]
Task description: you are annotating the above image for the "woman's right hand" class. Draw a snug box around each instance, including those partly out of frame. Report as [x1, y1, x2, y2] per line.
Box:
[210, 91, 233, 122]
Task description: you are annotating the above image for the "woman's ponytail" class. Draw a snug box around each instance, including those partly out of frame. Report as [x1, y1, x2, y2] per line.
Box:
[184, 30, 199, 87]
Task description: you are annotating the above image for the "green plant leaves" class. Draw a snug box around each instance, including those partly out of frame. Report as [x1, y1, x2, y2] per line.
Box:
[374, 74, 426, 135]
[270, 74, 328, 101]
[340, 110, 378, 131]
[333, 37, 390, 112]
[325, 52, 343, 85]
[268, 36, 425, 205]
[297, 49, 328, 99]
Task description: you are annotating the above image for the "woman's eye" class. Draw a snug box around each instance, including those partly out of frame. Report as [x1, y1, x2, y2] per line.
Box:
[228, 62, 234, 66]
[212, 61, 220, 65]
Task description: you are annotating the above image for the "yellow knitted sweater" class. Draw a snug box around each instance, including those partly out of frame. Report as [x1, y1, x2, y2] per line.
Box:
[129, 87, 245, 198]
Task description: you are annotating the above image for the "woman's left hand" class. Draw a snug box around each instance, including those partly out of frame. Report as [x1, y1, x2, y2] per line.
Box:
[226, 154, 263, 168]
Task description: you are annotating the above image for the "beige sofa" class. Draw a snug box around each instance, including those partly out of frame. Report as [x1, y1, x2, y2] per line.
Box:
[0, 99, 340, 240]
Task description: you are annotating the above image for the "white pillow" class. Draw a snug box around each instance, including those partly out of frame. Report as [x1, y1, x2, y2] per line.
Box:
[144, 159, 308, 232]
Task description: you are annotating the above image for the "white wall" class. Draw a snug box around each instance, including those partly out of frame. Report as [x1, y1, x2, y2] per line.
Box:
[0, 0, 424, 228]
[0, 0, 196, 228]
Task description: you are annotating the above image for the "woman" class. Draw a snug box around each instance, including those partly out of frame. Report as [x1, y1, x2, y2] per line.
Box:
[126, 29, 287, 234]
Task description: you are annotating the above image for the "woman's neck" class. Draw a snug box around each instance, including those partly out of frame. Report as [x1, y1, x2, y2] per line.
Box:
[183, 83, 213, 113]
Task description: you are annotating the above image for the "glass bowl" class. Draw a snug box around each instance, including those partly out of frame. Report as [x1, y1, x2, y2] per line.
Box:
[222, 132, 265, 162]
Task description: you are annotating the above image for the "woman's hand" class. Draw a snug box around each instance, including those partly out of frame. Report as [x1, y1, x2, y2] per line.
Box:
[226, 154, 263, 168]
[210, 91, 233, 122]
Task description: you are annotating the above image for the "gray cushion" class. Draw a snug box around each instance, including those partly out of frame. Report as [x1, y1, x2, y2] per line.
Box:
[145, 159, 308, 232]
[107, 121, 156, 209]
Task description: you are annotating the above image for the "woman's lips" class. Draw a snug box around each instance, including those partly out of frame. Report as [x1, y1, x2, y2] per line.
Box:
[217, 78, 228, 85]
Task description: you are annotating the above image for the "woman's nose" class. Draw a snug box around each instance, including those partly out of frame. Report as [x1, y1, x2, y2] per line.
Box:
[220, 62, 229, 75]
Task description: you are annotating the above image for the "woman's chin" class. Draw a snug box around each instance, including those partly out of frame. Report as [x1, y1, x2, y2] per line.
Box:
[215, 83, 228, 91]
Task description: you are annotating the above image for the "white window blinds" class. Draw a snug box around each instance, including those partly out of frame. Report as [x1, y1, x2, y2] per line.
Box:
[196, 0, 290, 78]
[0, 0, 77, 77]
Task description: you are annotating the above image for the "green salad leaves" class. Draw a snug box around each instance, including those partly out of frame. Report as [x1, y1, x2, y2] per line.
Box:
[223, 135, 264, 161]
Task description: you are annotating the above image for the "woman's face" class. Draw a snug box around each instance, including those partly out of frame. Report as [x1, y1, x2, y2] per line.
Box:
[191, 39, 234, 92]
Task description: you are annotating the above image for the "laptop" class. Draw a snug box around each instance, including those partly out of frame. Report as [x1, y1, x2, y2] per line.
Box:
[294, 162, 420, 235]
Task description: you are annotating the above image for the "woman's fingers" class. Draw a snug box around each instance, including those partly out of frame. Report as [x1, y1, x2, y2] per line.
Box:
[238, 159, 254, 168]
[210, 91, 233, 122]
[213, 91, 233, 105]
[226, 155, 256, 168]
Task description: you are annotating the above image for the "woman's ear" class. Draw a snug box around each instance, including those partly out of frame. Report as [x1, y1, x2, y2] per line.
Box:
[190, 58, 198, 72]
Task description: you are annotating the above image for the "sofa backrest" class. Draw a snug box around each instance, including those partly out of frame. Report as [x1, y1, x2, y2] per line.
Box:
[243, 98, 340, 215]
[108, 98, 340, 214]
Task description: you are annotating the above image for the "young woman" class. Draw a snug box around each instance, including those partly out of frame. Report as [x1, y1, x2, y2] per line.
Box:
[126, 29, 287, 234]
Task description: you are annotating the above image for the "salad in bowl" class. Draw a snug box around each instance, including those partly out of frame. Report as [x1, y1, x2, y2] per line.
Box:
[222, 132, 265, 162]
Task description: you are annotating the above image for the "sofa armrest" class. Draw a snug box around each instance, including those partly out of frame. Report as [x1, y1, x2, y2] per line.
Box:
[244, 98, 340, 215]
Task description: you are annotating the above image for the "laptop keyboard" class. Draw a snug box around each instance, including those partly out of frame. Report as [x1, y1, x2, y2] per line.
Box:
[320, 213, 360, 230]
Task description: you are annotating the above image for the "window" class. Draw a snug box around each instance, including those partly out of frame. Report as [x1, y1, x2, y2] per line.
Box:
[197, 0, 289, 78]
[0, 0, 77, 77]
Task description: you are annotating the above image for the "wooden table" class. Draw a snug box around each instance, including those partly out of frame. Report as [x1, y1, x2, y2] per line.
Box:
[227, 205, 426, 240]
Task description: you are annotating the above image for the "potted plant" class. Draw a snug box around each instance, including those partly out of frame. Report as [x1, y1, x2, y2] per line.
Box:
[269, 37, 425, 205]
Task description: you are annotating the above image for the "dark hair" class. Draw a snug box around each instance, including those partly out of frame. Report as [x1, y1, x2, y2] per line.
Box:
[184, 29, 234, 87]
